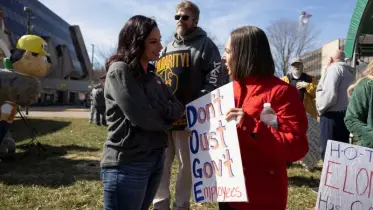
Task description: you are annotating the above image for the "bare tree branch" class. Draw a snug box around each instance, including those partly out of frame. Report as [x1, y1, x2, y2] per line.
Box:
[204, 31, 225, 55]
[165, 33, 174, 45]
[266, 19, 319, 76]
[92, 62, 105, 79]
[96, 46, 116, 64]
[90, 46, 116, 79]
[208, 33, 224, 54]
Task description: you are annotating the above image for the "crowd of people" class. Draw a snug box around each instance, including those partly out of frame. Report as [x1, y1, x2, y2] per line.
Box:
[83, 1, 373, 210]
[282, 50, 354, 162]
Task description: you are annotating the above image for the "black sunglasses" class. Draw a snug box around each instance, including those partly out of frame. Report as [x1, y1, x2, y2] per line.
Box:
[175, 15, 191, 21]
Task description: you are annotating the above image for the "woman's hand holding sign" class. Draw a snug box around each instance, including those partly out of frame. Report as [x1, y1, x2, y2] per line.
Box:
[184, 126, 193, 137]
[226, 108, 244, 125]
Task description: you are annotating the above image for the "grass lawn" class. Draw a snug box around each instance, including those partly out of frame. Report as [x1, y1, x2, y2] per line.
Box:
[0, 118, 320, 210]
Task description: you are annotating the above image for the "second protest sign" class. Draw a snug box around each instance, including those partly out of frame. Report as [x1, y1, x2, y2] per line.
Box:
[316, 140, 373, 209]
[186, 82, 248, 203]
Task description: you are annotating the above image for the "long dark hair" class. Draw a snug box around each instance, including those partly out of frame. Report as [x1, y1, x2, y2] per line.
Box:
[105, 15, 158, 76]
[230, 26, 275, 80]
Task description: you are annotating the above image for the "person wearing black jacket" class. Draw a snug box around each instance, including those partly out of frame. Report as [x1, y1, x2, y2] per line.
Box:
[153, 2, 228, 210]
[94, 75, 107, 126]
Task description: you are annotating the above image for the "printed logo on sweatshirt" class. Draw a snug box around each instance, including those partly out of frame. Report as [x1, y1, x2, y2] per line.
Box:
[156, 50, 191, 94]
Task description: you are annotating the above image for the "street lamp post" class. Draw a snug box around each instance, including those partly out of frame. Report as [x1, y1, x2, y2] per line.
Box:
[24, 7, 32, 34]
[23, 7, 33, 115]
[91, 44, 95, 66]
[90, 44, 94, 89]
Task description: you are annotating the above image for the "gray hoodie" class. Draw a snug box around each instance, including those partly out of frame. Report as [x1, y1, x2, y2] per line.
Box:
[100, 62, 183, 167]
[156, 27, 228, 129]
[316, 62, 354, 115]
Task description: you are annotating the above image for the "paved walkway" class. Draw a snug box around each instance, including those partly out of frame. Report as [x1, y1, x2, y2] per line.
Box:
[28, 106, 89, 112]
[16, 106, 90, 119]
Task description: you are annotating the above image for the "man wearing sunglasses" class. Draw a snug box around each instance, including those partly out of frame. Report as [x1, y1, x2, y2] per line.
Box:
[154, 1, 227, 210]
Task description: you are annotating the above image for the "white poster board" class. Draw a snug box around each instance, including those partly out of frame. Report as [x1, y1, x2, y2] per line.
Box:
[316, 140, 373, 209]
[186, 82, 248, 203]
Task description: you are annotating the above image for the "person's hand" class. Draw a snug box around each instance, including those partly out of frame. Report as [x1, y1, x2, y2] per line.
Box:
[184, 126, 193, 137]
[226, 108, 244, 125]
[296, 81, 308, 89]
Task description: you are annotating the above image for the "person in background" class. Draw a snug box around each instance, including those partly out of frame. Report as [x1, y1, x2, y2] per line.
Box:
[79, 92, 86, 107]
[0, 101, 16, 145]
[281, 57, 318, 119]
[94, 75, 107, 126]
[89, 75, 106, 124]
[153, 1, 228, 210]
[281, 57, 319, 170]
[219, 26, 309, 210]
[0, 101, 16, 160]
[345, 60, 373, 148]
[316, 49, 354, 160]
[100, 15, 184, 210]
[88, 85, 99, 124]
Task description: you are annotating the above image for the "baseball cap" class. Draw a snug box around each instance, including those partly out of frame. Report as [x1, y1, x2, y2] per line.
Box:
[290, 57, 303, 65]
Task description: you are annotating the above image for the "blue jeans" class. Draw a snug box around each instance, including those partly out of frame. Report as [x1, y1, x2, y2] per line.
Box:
[101, 149, 165, 210]
[0, 121, 10, 145]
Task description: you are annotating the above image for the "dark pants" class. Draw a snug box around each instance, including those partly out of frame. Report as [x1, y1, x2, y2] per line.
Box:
[95, 107, 106, 126]
[101, 149, 165, 210]
[320, 111, 350, 160]
[219, 203, 235, 210]
[0, 121, 10, 145]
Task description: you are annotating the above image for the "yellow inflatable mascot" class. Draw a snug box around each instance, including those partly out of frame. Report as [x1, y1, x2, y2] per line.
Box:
[0, 34, 51, 159]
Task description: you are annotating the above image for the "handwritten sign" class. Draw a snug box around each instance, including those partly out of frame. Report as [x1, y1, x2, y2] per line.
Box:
[316, 140, 373, 210]
[186, 82, 247, 203]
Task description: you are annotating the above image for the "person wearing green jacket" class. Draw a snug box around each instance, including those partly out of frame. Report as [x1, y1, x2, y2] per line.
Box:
[345, 60, 373, 148]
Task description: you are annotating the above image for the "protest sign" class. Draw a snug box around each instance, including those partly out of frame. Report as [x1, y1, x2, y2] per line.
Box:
[316, 140, 373, 210]
[300, 113, 321, 170]
[186, 82, 247, 203]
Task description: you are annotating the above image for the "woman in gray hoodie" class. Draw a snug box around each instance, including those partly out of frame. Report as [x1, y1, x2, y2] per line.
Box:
[100, 15, 184, 210]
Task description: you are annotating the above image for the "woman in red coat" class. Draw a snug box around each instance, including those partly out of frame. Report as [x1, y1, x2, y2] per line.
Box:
[219, 26, 309, 210]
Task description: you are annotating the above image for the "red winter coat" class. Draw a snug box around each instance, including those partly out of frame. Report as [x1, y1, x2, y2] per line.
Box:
[227, 76, 309, 210]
